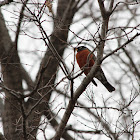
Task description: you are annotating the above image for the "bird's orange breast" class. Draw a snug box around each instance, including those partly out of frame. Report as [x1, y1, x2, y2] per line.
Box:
[76, 49, 95, 75]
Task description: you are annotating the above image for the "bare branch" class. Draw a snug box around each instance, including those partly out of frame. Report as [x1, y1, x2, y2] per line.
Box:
[14, 0, 29, 49]
[109, 0, 114, 12]
[0, 0, 13, 7]
[102, 33, 140, 61]
[97, 0, 107, 19]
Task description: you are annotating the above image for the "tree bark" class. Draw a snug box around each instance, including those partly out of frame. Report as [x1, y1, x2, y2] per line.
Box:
[0, 9, 24, 139]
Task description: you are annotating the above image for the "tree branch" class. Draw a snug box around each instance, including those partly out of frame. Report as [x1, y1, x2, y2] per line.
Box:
[102, 33, 140, 61]
[0, 0, 13, 7]
[14, 0, 29, 49]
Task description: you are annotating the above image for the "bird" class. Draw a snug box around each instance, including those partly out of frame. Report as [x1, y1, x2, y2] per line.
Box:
[75, 46, 115, 92]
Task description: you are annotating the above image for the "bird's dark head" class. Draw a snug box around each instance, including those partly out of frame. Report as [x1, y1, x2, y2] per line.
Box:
[75, 46, 87, 52]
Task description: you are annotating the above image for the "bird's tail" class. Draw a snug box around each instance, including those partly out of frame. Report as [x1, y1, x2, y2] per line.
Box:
[102, 81, 115, 92]
[96, 68, 115, 92]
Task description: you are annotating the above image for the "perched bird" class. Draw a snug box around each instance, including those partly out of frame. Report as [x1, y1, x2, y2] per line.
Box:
[75, 46, 115, 92]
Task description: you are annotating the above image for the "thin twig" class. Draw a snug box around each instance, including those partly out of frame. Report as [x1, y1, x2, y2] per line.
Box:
[102, 33, 140, 61]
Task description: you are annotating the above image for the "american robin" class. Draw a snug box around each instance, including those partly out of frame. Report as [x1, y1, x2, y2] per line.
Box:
[75, 46, 115, 92]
